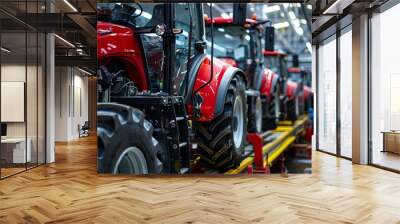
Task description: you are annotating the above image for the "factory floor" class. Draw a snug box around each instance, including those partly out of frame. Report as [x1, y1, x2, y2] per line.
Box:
[0, 136, 399, 223]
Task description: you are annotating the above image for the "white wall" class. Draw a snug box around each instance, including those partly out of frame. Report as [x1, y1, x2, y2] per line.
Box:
[55, 67, 89, 141]
[1, 65, 31, 138]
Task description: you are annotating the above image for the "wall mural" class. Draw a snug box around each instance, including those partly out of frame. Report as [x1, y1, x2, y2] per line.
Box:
[96, 3, 313, 175]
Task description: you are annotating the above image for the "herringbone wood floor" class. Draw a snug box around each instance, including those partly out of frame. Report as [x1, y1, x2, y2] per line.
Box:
[1, 136, 400, 223]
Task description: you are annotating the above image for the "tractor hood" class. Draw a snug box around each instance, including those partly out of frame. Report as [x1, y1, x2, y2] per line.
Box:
[218, 57, 238, 67]
[286, 80, 300, 100]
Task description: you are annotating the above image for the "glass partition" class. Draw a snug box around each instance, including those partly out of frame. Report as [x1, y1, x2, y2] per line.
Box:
[339, 28, 352, 158]
[1, 31, 28, 178]
[0, 0, 46, 179]
[371, 3, 400, 171]
[317, 36, 337, 154]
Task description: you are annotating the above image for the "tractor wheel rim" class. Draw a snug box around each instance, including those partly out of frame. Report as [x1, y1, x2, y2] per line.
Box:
[255, 97, 262, 133]
[233, 96, 244, 148]
[113, 146, 148, 174]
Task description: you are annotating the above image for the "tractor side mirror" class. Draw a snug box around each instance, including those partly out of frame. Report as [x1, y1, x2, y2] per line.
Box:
[233, 3, 247, 25]
[155, 24, 183, 36]
[194, 40, 207, 53]
[172, 28, 183, 35]
[265, 26, 275, 51]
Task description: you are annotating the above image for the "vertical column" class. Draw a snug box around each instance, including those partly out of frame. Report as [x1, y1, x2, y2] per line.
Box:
[352, 14, 369, 164]
[46, 1, 55, 163]
[312, 45, 317, 150]
[336, 29, 341, 157]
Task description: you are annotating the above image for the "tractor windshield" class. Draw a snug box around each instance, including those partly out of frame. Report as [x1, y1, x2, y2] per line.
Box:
[206, 26, 251, 69]
[98, 3, 164, 28]
[206, 25, 263, 71]
[288, 71, 302, 82]
[264, 56, 280, 74]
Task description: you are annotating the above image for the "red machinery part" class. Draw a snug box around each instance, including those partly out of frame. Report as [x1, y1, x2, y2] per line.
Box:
[187, 56, 238, 122]
[260, 68, 279, 98]
[303, 85, 313, 100]
[286, 80, 299, 100]
[246, 133, 269, 174]
[219, 57, 238, 67]
[97, 22, 149, 91]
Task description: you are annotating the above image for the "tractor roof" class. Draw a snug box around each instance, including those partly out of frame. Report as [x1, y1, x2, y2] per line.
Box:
[205, 16, 258, 27]
[288, 67, 302, 73]
[263, 50, 287, 58]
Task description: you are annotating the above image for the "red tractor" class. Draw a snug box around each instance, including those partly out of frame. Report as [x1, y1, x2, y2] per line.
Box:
[263, 50, 302, 121]
[205, 15, 280, 131]
[97, 3, 250, 174]
[287, 55, 314, 116]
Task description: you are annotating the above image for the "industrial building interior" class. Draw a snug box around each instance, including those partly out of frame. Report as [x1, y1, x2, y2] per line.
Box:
[0, 0, 399, 223]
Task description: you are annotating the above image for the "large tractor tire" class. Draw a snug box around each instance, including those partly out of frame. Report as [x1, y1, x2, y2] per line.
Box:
[261, 96, 277, 131]
[248, 95, 263, 133]
[195, 75, 247, 172]
[262, 84, 280, 131]
[97, 103, 169, 174]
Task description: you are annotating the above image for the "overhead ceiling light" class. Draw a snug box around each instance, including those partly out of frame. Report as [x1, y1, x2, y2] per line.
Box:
[141, 11, 152, 20]
[323, 0, 352, 15]
[263, 5, 280, 14]
[1, 47, 11, 53]
[224, 34, 234, 39]
[292, 19, 300, 27]
[206, 41, 225, 52]
[307, 5, 313, 10]
[273, 21, 289, 29]
[288, 11, 297, 20]
[306, 42, 312, 53]
[54, 34, 75, 48]
[295, 27, 304, 35]
[221, 13, 230, 18]
[78, 67, 93, 76]
[63, 0, 78, 12]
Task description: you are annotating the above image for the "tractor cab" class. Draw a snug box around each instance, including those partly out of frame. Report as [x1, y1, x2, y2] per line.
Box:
[263, 50, 289, 95]
[205, 13, 282, 131]
[263, 50, 287, 77]
[205, 17, 264, 89]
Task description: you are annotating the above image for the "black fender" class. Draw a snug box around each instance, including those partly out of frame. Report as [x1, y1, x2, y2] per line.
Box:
[253, 65, 264, 91]
[184, 53, 207, 103]
[214, 66, 247, 117]
[270, 73, 280, 96]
